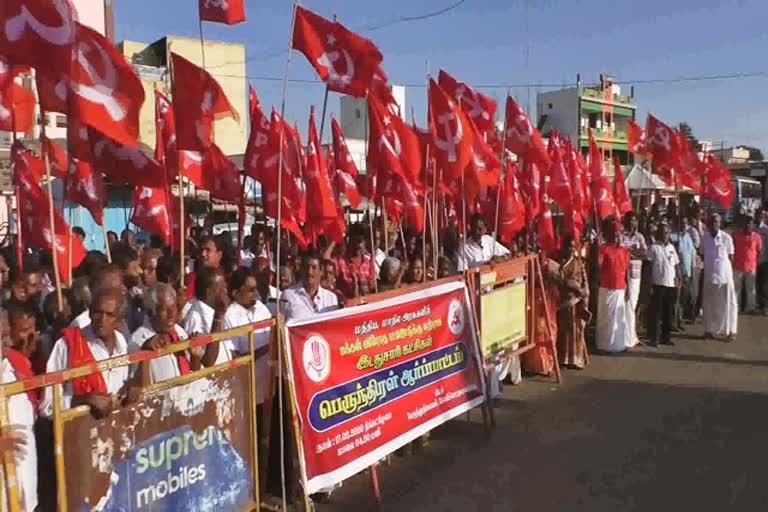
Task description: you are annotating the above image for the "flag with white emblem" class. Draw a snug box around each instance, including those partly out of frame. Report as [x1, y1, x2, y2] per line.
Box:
[64, 158, 105, 225]
[292, 5, 383, 98]
[199, 0, 245, 25]
[428, 79, 474, 182]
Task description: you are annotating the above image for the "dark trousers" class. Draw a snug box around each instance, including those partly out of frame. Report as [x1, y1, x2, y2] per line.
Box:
[758, 262, 768, 311]
[680, 276, 695, 321]
[650, 285, 676, 344]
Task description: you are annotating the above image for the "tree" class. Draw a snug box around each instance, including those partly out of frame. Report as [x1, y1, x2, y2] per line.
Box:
[678, 122, 699, 150]
[742, 145, 764, 161]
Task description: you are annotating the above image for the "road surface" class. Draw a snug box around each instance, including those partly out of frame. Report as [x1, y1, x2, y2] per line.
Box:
[321, 314, 768, 511]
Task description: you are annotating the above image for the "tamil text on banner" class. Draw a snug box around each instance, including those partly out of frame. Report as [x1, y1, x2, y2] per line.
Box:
[480, 281, 527, 356]
[61, 364, 255, 511]
[285, 280, 486, 494]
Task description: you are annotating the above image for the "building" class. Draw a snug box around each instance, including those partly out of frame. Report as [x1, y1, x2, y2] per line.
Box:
[537, 74, 637, 175]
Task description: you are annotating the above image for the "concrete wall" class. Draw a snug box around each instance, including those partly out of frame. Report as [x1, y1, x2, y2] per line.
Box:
[537, 88, 579, 143]
[340, 84, 406, 143]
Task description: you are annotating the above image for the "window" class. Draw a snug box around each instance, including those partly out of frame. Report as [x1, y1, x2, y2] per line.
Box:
[355, 108, 361, 119]
[548, 103, 553, 109]
[56, 115, 68, 128]
[588, 113, 598, 129]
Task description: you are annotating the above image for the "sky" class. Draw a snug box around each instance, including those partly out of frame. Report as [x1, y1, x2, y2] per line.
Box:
[115, 0, 768, 151]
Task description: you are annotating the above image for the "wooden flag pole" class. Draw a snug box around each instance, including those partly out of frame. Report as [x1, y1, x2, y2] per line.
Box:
[167, 51, 186, 291]
[318, 85, 330, 143]
[493, 89, 511, 243]
[40, 109, 64, 312]
[9, 79, 23, 274]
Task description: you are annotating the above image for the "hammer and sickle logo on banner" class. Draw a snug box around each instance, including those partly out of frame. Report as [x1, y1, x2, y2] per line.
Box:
[5, 0, 74, 46]
[317, 49, 355, 88]
[447, 299, 465, 335]
[506, 115, 532, 145]
[651, 126, 671, 152]
[434, 112, 462, 163]
[72, 40, 126, 122]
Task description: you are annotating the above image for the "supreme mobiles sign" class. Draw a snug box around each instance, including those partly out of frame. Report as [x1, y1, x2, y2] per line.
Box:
[285, 281, 486, 493]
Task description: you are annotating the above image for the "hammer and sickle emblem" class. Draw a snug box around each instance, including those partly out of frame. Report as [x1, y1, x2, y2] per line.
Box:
[72, 39, 127, 122]
[317, 49, 355, 88]
[434, 112, 463, 163]
[651, 126, 671, 152]
[506, 115, 533, 145]
[5, 0, 74, 46]
[455, 85, 489, 121]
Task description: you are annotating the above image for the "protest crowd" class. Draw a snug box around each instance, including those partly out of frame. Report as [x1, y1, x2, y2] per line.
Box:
[0, 1, 764, 511]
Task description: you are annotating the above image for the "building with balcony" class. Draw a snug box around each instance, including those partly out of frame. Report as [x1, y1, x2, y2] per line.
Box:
[537, 74, 637, 175]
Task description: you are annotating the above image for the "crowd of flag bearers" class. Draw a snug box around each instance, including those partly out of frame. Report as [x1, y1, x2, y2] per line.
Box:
[0, 0, 762, 510]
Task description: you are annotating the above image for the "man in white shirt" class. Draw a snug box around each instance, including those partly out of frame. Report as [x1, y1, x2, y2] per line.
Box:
[0, 308, 37, 512]
[224, 269, 272, 404]
[241, 225, 275, 272]
[700, 213, 738, 340]
[181, 267, 233, 367]
[621, 212, 648, 345]
[132, 284, 202, 385]
[41, 288, 132, 418]
[280, 253, 340, 322]
[647, 224, 679, 346]
[459, 213, 511, 270]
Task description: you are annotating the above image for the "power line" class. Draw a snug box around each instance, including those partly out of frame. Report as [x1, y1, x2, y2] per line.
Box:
[209, 70, 768, 89]
[204, 0, 468, 70]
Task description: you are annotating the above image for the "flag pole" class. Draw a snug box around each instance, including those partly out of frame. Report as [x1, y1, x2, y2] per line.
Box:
[102, 221, 112, 262]
[40, 108, 64, 312]
[275, 3, 307, 511]
[198, 18, 207, 69]
[9, 76, 23, 274]
[493, 89, 511, 243]
[167, 46, 186, 291]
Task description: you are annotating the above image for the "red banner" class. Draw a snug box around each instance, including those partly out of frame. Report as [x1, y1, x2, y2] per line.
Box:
[285, 281, 485, 493]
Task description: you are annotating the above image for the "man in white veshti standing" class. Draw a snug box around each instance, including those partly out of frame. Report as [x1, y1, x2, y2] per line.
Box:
[700, 213, 738, 340]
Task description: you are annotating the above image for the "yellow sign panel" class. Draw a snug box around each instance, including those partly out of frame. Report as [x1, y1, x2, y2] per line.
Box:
[480, 282, 527, 356]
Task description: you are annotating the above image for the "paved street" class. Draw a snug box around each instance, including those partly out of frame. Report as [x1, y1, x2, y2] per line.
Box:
[323, 314, 768, 511]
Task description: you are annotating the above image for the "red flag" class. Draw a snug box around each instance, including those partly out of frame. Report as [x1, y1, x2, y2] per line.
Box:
[199, 0, 245, 25]
[42, 135, 68, 178]
[130, 185, 173, 247]
[703, 154, 734, 207]
[330, 116, 361, 208]
[154, 90, 178, 178]
[613, 157, 632, 215]
[370, 65, 399, 114]
[589, 130, 614, 219]
[200, 144, 241, 202]
[35, 66, 67, 113]
[90, 131, 166, 187]
[645, 114, 681, 184]
[64, 159, 105, 225]
[428, 79, 474, 181]
[11, 141, 44, 186]
[243, 84, 271, 182]
[0, 0, 76, 73]
[261, 109, 306, 226]
[438, 69, 499, 146]
[13, 145, 85, 284]
[305, 107, 337, 221]
[519, 160, 541, 222]
[537, 201, 557, 253]
[504, 95, 549, 167]
[367, 93, 422, 188]
[171, 52, 239, 151]
[69, 23, 145, 146]
[292, 5, 383, 98]
[627, 119, 649, 158]
[498, 163, 525, 243]
[546, 131, 572, 210]
[368, 96, 423, 232]
[0, 57, 35, 132]
[563, 139, 585, 217]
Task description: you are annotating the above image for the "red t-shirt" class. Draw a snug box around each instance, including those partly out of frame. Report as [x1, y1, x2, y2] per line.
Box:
[733, 232, 762, 272]
[599, 244, 629, 290]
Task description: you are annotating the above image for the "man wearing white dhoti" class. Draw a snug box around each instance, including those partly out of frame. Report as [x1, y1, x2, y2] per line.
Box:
[701, 214, 738, 340]
[621, 212, 647, 346]
[596, 217, 633, 352]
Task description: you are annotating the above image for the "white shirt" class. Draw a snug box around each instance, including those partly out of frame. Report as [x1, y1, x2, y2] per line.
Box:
[265, 285, 278, 316]
[241, 247, 276, 272]
[374, 248, 387, 278]
[459, 234, 511, 270]
[701, 230, 735, 286]
[129, 323, 189, 384]
[181, 298, 234, 365]
[223, 301, 273, 404]
[1, 360, 37, 512]
[70, 309, 91, 328]
[648, 243, 679, 288]
[280, 284, 339, 321]
[40, 326, 130, 417]
[621, 231, 647, 280]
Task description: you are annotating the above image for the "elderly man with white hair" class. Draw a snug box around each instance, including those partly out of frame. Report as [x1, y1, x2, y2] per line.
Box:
[701, 213, 738, 341]
[130, 284, 203, 385]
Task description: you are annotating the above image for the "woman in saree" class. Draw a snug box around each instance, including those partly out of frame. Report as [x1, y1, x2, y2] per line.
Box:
[522, 250, 560, 375]
[557, 236, 590, 369]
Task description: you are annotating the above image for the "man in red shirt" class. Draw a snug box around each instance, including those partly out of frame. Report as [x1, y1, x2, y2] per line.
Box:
[733, 215, 763, 313]
[596, 217, 633, 353]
